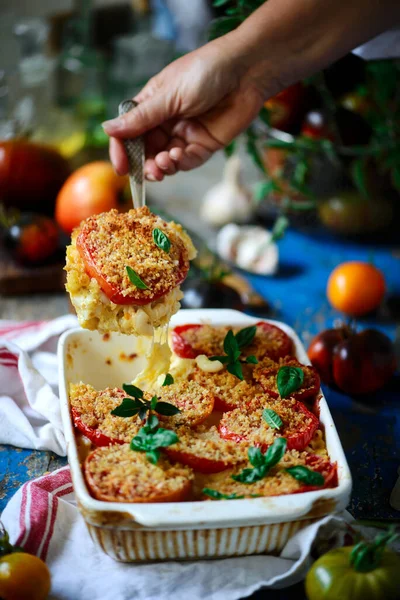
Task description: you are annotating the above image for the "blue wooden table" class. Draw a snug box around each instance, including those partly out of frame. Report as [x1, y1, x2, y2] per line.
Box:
[0, 227, 399, 599]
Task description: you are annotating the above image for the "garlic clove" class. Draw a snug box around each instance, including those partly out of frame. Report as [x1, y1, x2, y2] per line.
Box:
[216, 224, 279, 275]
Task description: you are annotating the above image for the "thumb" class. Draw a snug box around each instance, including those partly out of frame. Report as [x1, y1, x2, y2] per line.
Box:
[102, 95, 172, 138]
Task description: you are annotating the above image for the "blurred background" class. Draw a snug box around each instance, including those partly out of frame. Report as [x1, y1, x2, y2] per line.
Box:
[0, 0, 399, 323]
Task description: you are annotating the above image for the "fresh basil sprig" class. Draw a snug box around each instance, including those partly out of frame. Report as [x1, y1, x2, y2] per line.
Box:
[162, 373, 174, 386]
[202, 488, 245, 500]
[153, 228, 171, 253]
[277, 366, 304, 398]
[286, 465, 325, 486]
[262, 408, 283, 430]
[210, 326, 258, 381]
[126, 266, 148, 290]
[111, 383, 181, 420]
[232, 438, 287, 484]
[130, 415, 179, 464]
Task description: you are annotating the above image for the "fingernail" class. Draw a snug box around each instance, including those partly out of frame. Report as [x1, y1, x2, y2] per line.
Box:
[146, 173, 156, 181]
[102, 118, 121, 133]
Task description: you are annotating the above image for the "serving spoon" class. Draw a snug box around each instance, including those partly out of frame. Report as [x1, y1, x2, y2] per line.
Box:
[118, 99, 145, 209]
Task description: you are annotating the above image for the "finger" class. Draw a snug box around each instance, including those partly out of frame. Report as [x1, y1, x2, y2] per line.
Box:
[169, 147, 184, 163]
[155, 152, 177, 175]
[109, 137, 129, 175]
[176, 144, 213, 172]
[144, 158, 164, 182]
[102, 95, 173, 139]
[144, 127, 170, 158]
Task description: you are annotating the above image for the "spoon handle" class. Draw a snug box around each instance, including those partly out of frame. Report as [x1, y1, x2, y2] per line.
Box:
[118, 99, 145, 209]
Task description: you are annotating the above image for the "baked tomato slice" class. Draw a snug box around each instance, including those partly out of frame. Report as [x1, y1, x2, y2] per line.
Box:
[293, 454, 338, 493]
[171, 324, 228, 359]
[157, 380, 215, 427]
[164, 427, 247, 474]
[84, 444, 193, 503]
[218, 397, 319, 452]
[242, 322, 294, 361]
[76, 208, 190, 305]
[254, 357, 321, 401]
[71, 407, 125, 447]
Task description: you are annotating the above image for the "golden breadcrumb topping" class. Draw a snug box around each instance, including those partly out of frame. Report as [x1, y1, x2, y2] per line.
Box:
[167, 425, 248, 465]
[254, 357, 317, 396]
[69, 382, 142, 442]
[66, 230, 183, 335]
[76, 207, 194, 300]
[196, 450, 314, 498]
[219, 396, 314, 446]
[158, 380, 215, 427]
[85, 444, 193, 502]
[190, 365, 262, 410]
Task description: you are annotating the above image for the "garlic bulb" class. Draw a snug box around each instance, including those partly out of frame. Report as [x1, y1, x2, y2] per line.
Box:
[217, 224, 279, 275]
[200, 155, 253, 227]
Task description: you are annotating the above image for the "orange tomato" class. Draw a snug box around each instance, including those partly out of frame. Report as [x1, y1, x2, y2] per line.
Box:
[0, 552, 51, 600]
[55, 161, 127, 234]
[327, 261, 385, 316]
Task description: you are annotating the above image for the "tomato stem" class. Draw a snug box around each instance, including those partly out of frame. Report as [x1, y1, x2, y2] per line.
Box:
[350, 526, 398, 572]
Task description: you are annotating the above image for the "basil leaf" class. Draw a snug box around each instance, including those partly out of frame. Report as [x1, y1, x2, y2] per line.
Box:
[212, 0, 231, 7]
[202, 488, 244, 500]
[264, 437, 287, 469]
[130, 431, 148, 452]
[248, 447, 265, 468]
[162, 373, 174, 386]
[145, 415, 159, 432]
[155, 401, 181, 416]
[209, 355, 230, 364]
[111, 397, 143, 418]
[150, 396, 158, 410]
[223, 330, 239, 359]
[262, 409, 283, 430]
[235, 326, 256, 349]
[146, 449, 160, 464]
[227, 361, 244, 381]
[232, 465, 267, 484]
[286, 466, 325, 486]
[277, 366, 304, 398]
[151, 428, 179, 448]
[125, 266, 149, 290]
[153, 228, 171, 253]
[139, 406, 148, 421]
[122, 383, 143, 399]
[246, 355, 258, 365]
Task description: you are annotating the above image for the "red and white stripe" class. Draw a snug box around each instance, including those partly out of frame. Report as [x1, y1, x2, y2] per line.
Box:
[0, 320, 47, 340]
[16, 467, 73, 560]
[0, 349, 19, 369]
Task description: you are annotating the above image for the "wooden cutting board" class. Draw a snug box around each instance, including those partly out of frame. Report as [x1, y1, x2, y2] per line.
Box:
[0, 246, 65, 295]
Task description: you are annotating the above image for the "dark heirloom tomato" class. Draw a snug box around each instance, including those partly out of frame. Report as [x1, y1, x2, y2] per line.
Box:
[308, 327, 349, 384]
[4, 213, 59, 265]
[264, 83, 306, 131]
[305, 528, 400, 600]
[171, 324, 203, 358]
[71, 407, 125, 447]
[333, 329, 397, 395]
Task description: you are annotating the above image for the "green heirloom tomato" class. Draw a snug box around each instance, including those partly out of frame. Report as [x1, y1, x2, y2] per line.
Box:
[305, 528, 400, 600]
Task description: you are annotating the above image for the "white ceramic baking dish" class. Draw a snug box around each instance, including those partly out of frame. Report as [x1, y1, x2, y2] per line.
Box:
[58, 309, 352, 562]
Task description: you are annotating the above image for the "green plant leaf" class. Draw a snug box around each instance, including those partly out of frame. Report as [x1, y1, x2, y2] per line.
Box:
[277, 366, 304, 398]
[152, 228, 171, 253]
[224, 140, 236, 158]
[248, 447, 265, 468]
[208, 16, 241, 41]
[391, 165, 400, 193]
[154, 401, 181, 416]
[209, 355, 230, 363]
[224, 329, 239, 358]
[231, 465, 268, 484]
[150, 428, 179, 447]
[270, 215, 289, 242]
[139, 406, 148, 421]
[262, 408, 283, 430]
[351, 158, 370, 199]
[111, 397, 143, 417]
[264, 436, 287, 468]
[235, 325, 256, 349]
[254, 179, 280, 203]
[246, 127, 266, 174]
[144, 414, 159, 432]
[286, 466, 324, 486]
[126, 266, 149, 290]
[258, 106, 270, 127]
[122, 384, 143, 399]
[150, 396, 158, 410]
[202, 488, 245, 500]
[146, 449, 160, 464]
[213, 0, 231, 6]
[245, 355, 258, 364]
[162, 373, 174, 386]
[227, 361, 244, 380]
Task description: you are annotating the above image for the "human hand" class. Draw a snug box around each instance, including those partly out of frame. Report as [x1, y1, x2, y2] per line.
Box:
[102, 37, 267, 181]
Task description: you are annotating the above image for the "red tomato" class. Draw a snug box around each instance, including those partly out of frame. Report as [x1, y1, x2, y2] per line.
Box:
[71, 407, 125, 447]
[171, 324, 203, 358]
[76, 216, 189, 305]
[301, 110, 335, 141]
[218, 399, 319, 452]
[4, 214, 59, 265]
[308, 327, 350, 384]
[164, 448, 232, 474]
[296, 454, 338, 492]
[264, 83, 306, 131]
